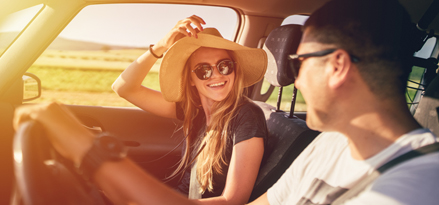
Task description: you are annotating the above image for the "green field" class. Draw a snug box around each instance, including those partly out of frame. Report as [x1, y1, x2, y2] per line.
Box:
[26, 49, 425, 111]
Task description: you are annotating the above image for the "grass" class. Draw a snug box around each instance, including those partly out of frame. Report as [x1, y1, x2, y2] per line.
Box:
[26, 64, 160, 106]
[27, 66, 160, 93]
[34, 49, 151, 71]
[406, 66, 425, 103]
[25, 49, 426, 110]
[261, 80, 307, 111]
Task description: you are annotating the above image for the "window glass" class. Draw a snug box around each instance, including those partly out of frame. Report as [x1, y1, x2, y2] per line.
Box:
[406, 37, 437, 107]
[261, 15, 309, 112]
[0, 4, 44, 57]
[27, 4, 238, 106]
[414, 37, 437, 58]
[281, 15, 309, 26]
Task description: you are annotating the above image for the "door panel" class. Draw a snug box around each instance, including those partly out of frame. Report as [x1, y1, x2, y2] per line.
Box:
[66, 105, 184, 187]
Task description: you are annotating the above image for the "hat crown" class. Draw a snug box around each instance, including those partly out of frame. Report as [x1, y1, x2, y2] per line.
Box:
[199, 28, 223, 38]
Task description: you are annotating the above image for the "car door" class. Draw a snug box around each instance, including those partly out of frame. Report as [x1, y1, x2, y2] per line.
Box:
[65, 104, 184, 186]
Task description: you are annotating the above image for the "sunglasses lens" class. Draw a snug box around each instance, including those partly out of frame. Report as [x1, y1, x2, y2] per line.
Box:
[217, 60, 235, 75]
[195, 65, 213, 80]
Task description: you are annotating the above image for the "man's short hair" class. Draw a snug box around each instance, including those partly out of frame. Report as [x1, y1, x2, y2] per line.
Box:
[303, 0, 424, 98]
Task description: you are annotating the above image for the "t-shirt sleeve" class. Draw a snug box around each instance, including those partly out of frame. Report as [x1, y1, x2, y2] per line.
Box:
[232, 101, 268, 145]
[267, 163, 295, 205]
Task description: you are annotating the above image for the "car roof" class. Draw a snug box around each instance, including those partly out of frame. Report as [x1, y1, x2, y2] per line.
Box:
[3, 0, 439, 35]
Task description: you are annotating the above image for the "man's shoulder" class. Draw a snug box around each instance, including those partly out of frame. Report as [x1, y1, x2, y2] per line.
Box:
[351, 151, 439, 204]
[385, 129, 439, 174]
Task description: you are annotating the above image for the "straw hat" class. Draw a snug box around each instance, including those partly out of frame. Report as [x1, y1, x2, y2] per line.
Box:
[159, 28, 268, 102]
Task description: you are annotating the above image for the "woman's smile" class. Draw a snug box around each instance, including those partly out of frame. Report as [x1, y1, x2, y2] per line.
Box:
[207, 81, 227, 88]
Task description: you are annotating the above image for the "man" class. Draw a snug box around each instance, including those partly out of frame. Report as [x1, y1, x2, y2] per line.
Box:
[14, 0, 439, 204]
[250, 0, 439, 204]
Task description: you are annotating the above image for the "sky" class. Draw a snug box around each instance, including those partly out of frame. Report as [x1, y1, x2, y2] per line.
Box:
[58, 4, 239, 47]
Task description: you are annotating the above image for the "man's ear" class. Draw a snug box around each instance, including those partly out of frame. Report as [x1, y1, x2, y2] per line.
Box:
[328, 49, 352, 89]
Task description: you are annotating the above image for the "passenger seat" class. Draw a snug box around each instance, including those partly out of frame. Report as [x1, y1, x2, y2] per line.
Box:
[249, 24, 320, 202]
[414, 68, 439, 136]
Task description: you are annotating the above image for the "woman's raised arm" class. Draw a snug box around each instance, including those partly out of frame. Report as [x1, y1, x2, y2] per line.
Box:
[112, 15, 206, 119]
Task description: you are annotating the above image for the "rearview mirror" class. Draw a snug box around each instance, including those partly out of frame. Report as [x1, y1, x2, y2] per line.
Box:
[22, 72, 41, 102]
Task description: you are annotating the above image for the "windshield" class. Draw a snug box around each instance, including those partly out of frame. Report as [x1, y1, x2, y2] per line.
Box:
[0, 4, 44, 57]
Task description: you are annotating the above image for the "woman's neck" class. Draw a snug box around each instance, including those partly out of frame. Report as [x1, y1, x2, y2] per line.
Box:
[200, 97, 214, 126]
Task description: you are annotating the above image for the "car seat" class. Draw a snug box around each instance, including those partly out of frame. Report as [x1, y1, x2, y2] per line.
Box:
[249, 24, 320, 202]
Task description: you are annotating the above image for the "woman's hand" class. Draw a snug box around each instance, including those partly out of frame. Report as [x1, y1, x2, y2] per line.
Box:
[155, 15, 206, 51]
[13, 102, 94, 166]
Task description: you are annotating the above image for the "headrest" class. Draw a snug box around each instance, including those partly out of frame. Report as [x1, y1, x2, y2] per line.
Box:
[263, 24, 303, 87]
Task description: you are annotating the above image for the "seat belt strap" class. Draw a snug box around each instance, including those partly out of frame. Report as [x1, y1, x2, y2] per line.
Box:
[332, 142, 439, 204]
[188, 160, 201, 199]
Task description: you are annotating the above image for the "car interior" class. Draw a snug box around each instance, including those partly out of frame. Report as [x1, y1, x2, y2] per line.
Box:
[1, 0, 438, 204]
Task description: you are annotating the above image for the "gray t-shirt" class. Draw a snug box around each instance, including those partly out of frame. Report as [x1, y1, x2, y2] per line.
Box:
[176, 99, 268, 198]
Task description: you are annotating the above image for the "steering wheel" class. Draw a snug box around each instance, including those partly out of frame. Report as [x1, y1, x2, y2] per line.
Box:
[13, 120, 106, 205]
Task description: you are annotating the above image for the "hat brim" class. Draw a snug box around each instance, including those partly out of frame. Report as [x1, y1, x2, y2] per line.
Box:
[160, 29, 267, 102]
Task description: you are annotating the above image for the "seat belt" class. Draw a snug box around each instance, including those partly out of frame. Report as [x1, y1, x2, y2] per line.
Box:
[188, 160, 202, 199]
[188, 129, 206, 200]
[332, 142, 439, 204]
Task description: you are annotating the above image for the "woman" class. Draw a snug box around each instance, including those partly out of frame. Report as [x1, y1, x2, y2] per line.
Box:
[15, 15, 268, 204]
[112, 15, 268, 201]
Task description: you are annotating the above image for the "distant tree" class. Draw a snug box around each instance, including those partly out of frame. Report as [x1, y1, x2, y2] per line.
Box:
[101, 45, 111, 52]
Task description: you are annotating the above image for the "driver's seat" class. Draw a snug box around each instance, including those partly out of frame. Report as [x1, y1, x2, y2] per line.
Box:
[414, 72, 439, 136]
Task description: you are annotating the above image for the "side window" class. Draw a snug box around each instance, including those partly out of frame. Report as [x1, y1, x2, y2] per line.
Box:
[260, 15, 309, 112]
[407, 36, 437, 108]
[26, 4, 238, 107]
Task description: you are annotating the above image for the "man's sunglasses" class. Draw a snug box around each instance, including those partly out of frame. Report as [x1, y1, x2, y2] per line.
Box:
[191, 59, 235, 80]
[288, 49, 360, 79]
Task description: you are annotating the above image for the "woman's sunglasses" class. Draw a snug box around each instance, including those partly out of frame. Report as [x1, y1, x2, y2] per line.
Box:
[288, 49, 360, 79]
[191, 59, 235, 80]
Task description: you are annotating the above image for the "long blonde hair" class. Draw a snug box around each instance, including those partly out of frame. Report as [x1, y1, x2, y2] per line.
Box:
[169, 49, 247, 194]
